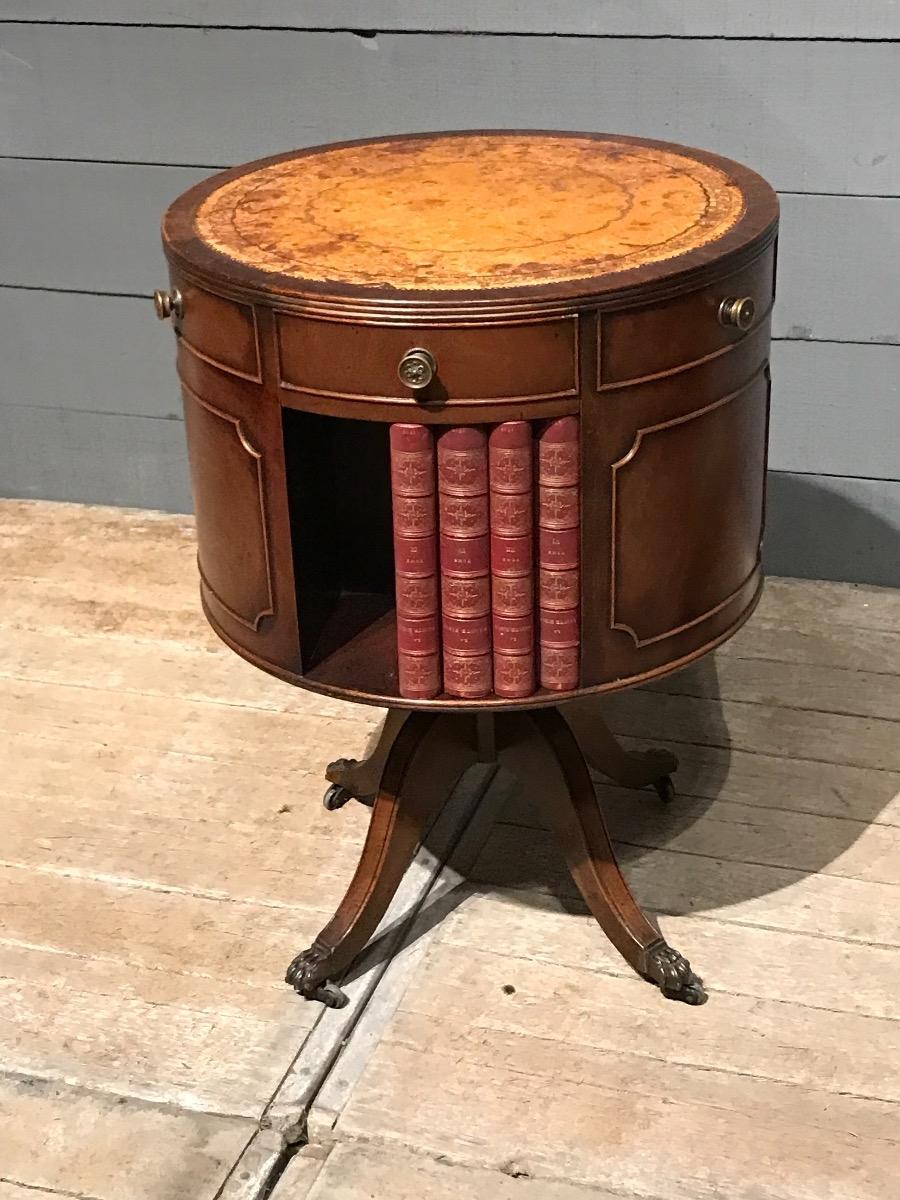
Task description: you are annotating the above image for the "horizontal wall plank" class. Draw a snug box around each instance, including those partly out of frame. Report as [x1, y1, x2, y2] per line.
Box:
[2, 160, 899, 346]
[3, 3, 898, 39]
[0, 160, 210, 295]
[0, 26, 895, 194]
[2, 290, 897, 482]
[770, 342, 900, 478]
[0, 406, 192, 510]
[0, 291, 180, 418]
[764, 473, 900, 588]
[778, 194, 900, 345]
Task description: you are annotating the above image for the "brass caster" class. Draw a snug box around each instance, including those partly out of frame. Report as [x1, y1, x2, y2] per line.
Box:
[323, 783, 353, 812]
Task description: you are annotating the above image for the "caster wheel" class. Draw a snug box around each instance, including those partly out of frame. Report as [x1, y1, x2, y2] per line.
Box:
[312, 980, 349, 1009]
[653, 775, 675, 804]
[323, 783, 353, 812]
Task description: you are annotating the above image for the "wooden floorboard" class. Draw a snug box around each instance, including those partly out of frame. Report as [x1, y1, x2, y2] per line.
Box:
[0, 1077, 256, 1200]
[1, 500, 898, 1199]
[0, 501, 389, 1194]
[647, 654, 900, 720]
[326, 538, 900, 1198]
[271, 1142, 626, 1199]
[335, 890, 900, 1195]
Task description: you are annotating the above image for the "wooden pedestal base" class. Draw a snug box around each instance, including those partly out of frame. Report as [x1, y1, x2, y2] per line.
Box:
[286, 703, 707, 1010]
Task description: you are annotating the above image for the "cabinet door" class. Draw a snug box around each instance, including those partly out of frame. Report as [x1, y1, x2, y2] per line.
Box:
[177, 313, 300, 677]
[581, 337, 770, 686]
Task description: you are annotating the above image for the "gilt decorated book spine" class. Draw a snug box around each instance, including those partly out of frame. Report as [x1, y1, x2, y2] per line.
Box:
[390, 423, 440, 699]
[438, 426, 492, 698]
[489, 421, 536, 699]
[537, 416, 581, 691]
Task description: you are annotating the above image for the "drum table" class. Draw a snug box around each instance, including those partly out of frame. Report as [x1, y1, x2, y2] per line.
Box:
[157, 131, 778, 1009]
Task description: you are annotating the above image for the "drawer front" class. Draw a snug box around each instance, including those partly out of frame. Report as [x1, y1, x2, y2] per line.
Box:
[276, 315, 579, 403]
[175, 279, 261, 381]
[598, 247, 775, 387]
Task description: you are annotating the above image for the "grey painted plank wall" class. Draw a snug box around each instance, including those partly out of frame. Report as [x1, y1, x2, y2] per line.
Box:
[0, 406, 192, 512]
[2, 160, 899, 346]
[3, 2, 899, 39]
[0, 26, 895, 195]
[0, 162, 212, 296]
[1, 16, 897, 585]
[764, 475, 900, 589]
[2, 289, 898, 482]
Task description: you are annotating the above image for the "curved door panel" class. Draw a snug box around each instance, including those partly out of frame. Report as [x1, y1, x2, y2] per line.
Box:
[581, 357, 770, 685]
[611, 368, 768, 648]
[177, 321, 301, 676]
[182, 385, 274, 631]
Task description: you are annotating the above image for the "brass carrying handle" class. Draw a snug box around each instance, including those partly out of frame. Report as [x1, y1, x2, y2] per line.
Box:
[154, 288, 183, 322]
[718, 296, 755, 331]
[398, 347, 436, 390]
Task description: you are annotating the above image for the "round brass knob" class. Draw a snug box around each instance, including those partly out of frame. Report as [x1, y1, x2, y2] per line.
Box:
[153, 287, 183, 322]
[398, 347, 436, 390]
[718, 296, 755, 331]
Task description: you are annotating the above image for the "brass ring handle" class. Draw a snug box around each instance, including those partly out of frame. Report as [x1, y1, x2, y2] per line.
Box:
[718, 296, 755, 331]
[154, 287, 183, 322]
[398, 347, 436, 390]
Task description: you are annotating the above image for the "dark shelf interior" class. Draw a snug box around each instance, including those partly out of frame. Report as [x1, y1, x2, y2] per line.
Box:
[283, 409, 396, 674]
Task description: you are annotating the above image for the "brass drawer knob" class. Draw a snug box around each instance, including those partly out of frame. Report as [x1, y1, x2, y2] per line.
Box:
[718, 296, 755, 331]
[154, 287, 183, 322]
[398, 347, 436, 390]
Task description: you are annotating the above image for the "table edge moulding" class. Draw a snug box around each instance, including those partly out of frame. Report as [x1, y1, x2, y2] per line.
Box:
[156, 129, 779, 1011]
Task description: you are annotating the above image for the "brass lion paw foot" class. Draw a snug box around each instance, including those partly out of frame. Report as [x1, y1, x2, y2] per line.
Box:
[323, 758, 376, 810]
[285, 944, 348, 1009]
[643, 940, 707, 1005]
[325, 756, 358, 782]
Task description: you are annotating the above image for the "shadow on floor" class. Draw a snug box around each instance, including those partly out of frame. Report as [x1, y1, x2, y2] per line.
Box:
[471, 474, 900, 921]
[340, 476, 899, 985]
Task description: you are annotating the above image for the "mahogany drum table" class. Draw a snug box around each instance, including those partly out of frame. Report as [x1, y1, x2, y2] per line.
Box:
[157, 131, 778, 1008]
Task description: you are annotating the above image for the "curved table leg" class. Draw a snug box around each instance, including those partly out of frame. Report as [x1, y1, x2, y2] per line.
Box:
[562, 695, 678, 795]
[324, 709, 408, 809]
[513, 708, 706, 1005]
[286, 711, 478, 1007]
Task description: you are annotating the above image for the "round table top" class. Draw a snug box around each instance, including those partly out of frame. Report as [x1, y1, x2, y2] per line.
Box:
[164, 131, 778, 308]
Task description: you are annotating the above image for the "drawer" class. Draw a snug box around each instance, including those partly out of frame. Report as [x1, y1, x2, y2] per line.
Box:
[276, 314, 578, 403]
[174, 279, 261, 381]
[598, 247, 775, 387]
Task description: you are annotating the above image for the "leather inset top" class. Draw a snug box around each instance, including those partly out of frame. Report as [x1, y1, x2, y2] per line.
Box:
[194, 133, 746, 291]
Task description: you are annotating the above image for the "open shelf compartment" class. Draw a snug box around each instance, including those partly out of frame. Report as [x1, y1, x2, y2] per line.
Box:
[283, 409, 400, 689]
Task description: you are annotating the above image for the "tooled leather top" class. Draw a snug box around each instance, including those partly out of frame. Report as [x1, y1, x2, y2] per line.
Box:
[193, 133, 747, 292]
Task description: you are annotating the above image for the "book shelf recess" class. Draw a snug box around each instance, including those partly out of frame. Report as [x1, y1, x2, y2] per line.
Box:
[389, 417, 581, 701]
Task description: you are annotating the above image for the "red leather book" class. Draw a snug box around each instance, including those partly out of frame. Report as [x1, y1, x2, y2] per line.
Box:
[438, 427, 492, 697]
[439, 490, 489, 538]
[537, 416, 580, 691]
[489, 421, 535, 699]
[391, 423, 440, 699]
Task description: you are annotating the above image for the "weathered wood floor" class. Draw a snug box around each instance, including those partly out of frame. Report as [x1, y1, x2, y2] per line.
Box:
[1, 500, 898, 1199]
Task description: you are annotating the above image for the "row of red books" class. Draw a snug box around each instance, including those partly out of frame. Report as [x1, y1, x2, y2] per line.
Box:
[390, 417, 580, 700]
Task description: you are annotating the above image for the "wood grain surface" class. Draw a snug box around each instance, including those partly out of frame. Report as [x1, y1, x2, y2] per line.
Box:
[2, 500, 898, 1198]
